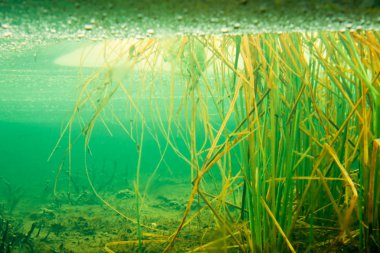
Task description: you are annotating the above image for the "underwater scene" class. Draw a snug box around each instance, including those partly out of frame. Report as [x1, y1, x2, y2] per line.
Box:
[1, 1, 380, 253]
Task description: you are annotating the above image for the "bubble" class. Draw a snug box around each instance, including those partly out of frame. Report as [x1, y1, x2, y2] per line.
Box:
[84, 24, 93, 30]
[221, 28, 230, 33]
[345, 23, 353, 29]
[1, 24, 10, 29]
[234, 23, 241, 29]
[210, 18, 219, 23]
[3, 31, 12, 38]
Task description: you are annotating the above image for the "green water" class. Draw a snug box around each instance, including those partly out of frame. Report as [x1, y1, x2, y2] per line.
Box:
[0, 41, 191, 181]
[1, 29, 379, 252]
[0, 42, 201, 252]
[0, 37, 244, 252]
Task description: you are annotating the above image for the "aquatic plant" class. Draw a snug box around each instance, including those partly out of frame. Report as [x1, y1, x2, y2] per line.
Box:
[52, 31, 380, 252]
[0, 177, 24, 214]
[0, 216, 35, 253]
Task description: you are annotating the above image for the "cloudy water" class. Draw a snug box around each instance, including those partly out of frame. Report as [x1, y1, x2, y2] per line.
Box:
[0, 31, 379, 252]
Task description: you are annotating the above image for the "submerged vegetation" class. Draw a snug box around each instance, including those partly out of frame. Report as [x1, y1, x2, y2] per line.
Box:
[51, 30, 380, 252]
[0, 216, 35, 253]
[0, 177, 24, 215]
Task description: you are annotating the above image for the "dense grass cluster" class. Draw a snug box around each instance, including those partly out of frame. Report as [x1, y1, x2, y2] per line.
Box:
[52, 31, 380, 252]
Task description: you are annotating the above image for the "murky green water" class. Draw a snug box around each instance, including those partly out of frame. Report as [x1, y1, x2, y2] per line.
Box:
[0, 41, 199, 252]
[1, 23, 380, 251]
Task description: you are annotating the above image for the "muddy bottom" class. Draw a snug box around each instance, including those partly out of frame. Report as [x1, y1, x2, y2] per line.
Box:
[0, 182, 229, 253]
[0, 181, 360, 253]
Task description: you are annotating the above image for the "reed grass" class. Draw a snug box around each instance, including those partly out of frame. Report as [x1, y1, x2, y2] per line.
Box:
[52, 30, 380, 252]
